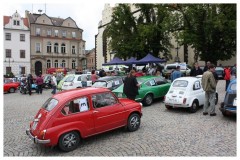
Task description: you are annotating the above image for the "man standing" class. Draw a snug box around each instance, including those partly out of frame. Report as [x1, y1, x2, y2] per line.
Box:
[51, 73, 57, 94]
[36, 74, 44, 94]
[171, 66, 182, 82]
[203, 61, 211, 72]
[224, 66, 231, 91]
[81, 74, 88, 88]
[202, 64, 217, 116]
[190, 62, 203, 76]
[123, 70, 140, 101]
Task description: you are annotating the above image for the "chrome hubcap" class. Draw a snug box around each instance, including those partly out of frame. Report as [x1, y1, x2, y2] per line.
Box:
[130, 116, 139, 129]
[62, 133, 77, 148]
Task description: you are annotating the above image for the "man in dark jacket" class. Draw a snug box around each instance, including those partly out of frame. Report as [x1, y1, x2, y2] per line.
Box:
[123, 70, 140, 100]
[190, 62, 203, 76]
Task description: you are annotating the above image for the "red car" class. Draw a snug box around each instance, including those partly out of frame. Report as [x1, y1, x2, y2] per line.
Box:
[4, 78, 20, 93]
[26, 88, 142, 152]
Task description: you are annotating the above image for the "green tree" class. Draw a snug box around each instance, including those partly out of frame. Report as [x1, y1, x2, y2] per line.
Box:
[173, 4, 236, 64]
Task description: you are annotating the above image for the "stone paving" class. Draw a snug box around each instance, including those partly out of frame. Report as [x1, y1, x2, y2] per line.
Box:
[3, 80, 236, 157]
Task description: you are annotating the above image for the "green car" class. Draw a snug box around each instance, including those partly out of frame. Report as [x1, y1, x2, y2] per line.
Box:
[57, 74, 74, 90]
[112, 75, 171, 106]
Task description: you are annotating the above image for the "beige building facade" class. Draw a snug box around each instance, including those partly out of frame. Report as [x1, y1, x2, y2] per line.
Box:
[26, 11, 86, 76]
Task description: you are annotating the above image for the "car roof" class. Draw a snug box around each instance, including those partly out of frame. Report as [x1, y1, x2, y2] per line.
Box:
[173, 77, 200, 82]
[97, 76, 123, 81]
[53, 87, 110, 101]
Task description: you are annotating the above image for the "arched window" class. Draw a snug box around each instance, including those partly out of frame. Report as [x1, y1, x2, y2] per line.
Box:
[47, 60, 51, 68]
[61, 43, 66, 53]
[72, 60, 76, 69]
[62, 60, 66, 68]
[54, 60, 58, 68]
[47, 42, 51, 53]
[54, 43, 59, 53]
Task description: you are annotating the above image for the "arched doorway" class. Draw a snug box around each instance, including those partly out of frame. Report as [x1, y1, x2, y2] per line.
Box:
[35, 61, 42, 76]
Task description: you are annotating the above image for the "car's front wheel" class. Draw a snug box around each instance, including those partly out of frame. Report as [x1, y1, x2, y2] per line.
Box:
[58, 131, 80, 152]
[127, 113, 140, 132]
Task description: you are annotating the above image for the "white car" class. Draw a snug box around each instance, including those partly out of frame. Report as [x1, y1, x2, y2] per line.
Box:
[61, 74, 92, 90]
[164, 77, 205, 113]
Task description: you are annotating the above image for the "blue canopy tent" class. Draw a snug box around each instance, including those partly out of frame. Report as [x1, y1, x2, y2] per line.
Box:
[102, 57, 125, 66]
[123, 57, 138, 65]
[135, 53, 166, 64]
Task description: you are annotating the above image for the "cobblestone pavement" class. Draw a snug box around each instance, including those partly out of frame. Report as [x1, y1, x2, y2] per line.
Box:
[3, 80, 236, 157]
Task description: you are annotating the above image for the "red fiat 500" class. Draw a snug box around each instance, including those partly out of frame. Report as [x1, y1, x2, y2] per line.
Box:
[26, 88, 142, 152]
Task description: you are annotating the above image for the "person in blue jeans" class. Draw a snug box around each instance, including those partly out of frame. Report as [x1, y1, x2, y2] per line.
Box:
[171, 66, 182, 82]
[81, 74, 88, 88]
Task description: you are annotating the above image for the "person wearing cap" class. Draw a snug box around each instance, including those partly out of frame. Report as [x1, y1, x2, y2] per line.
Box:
[170, 66, 182, 82]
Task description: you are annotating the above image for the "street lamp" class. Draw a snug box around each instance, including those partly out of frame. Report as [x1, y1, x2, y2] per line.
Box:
[4, 58, 14, 67]
[175, 43, 180, 63]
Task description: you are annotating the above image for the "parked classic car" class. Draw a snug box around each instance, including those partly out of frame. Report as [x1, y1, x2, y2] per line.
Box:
[26, 88, 142, 152]
[164, 77, 218, 113]
[112, 76, 171, 106]
[219, 78, 237, 116]
[4, 78, 20, 93]
[61, 74, 92, 90]
[92, 76, 125, 90]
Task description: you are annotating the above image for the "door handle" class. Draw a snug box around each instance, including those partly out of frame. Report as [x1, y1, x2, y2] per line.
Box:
[93, 110, 99, 113]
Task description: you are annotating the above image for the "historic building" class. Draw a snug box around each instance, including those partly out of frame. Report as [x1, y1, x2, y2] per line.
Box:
[85, 48, 96, 71]
[25, 10, 86, 76]
[3, 11, 31, 76]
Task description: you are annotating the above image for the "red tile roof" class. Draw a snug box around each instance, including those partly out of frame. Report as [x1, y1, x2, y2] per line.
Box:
[3, 16, 10, 26]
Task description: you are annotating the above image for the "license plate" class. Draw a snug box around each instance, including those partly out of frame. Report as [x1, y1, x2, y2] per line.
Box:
[233, 98, 237, 106]
[168, 98, 178, 103]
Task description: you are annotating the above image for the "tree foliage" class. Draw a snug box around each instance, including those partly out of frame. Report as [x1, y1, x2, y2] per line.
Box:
[105, 4, 236, 64]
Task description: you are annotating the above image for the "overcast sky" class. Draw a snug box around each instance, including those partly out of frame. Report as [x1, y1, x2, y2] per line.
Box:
[1, 0, 117, 50]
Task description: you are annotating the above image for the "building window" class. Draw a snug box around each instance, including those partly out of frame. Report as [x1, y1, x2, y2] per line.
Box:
[54, 30, 58, 37]
[62, 60, 66, 68]
[6, 49, 11, 58]
[20, 67, 25, 74]
[62, 30, 66, 38]
[47, 60, 51, 68]
[72, 32, 76, 38]
[14, 20, 20, 26]
[20, 34, 25, 41]
[36, 28, 40, 36]
[72, 60, 76, 69]
[36, 43, 41, 53]
[72, 46, 76, 54]
[47, 29, 51, 36]
[6, 67, 11, 74]
[54, 60, 58, 68]
[5, 33, 11, 40]
[61, 43, 66, 53]
[54, 43, 59, 53]
[47, 42, 52, 53]
[20, 50, 25, 58]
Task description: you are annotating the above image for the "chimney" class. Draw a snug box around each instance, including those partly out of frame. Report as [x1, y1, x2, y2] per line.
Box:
[25, 10, 29, 18]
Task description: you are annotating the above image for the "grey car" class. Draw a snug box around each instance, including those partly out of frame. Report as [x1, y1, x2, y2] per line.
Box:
[92, 76, 125, 91]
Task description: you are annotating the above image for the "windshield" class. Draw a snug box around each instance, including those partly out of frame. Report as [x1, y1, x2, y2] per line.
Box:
[92, 81, 107, 87]
[65, 75, 75, 82]
[42, 98, 58, 111]
[172, 80, 188, 87]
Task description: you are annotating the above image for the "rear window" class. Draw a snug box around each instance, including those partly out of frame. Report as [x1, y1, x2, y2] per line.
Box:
[92, 81, 107, 87]
[172, 80, 188, 87]
[166, 65, 177, 70]
[42, 98, 58, 111]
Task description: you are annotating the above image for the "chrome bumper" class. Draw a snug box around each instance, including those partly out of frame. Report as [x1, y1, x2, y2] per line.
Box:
[26, 129, 50, 144]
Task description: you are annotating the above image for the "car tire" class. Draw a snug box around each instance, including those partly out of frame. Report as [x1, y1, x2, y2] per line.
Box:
[58, 131, 80, 152]
[143, 94, 153, 106]
[165, 105, 172, 110]
[127, 113, 140, 132]
[9, 88, 15, 93]
[215, 93, 218, 105]
[189, 100, 199, 113]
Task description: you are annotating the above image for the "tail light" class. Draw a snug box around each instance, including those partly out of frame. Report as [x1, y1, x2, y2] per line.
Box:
[69, 82, 73, 86]
[183, 98, 187, 104]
